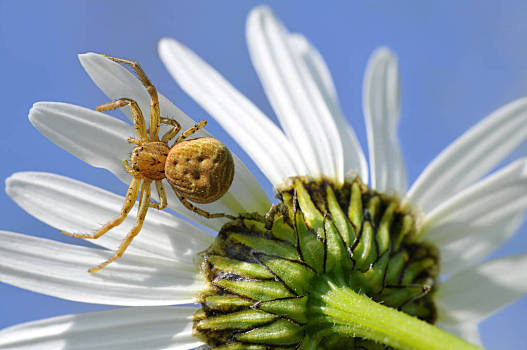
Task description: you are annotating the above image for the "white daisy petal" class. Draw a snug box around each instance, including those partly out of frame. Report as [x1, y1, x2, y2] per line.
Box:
[288, 33, 368, 182]
[435, 321, 483, 347]
[435, 254, 527, 323]
[0, 306, 202, 350]
[79, 52, 215, 144]
[247, 6, 342, 181]
[435, 211, 525, 276]
[421, 158, 527, 274]
[6, 172, 213, 262]
[422, 158, 527, 242]
[79, 52, 270, 220]
[78, 53, 152, 125]
[0, 231, 203, 306]
[79, 52, 209, 135]
[363, 48, 407, 194]
[29, 102, 133, 182]
[158, 38, 305, 186]
[407, 97, 527, 213]
[223, 163, 271, 214]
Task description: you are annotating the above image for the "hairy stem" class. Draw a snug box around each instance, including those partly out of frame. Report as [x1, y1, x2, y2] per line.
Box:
[312, 277, 481, 350]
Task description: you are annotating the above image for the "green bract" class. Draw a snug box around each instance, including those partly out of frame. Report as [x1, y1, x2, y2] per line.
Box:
[194, 177, 439, 349]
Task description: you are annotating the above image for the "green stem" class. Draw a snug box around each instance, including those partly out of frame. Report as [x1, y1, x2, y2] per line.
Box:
[315, 278, 482, 350]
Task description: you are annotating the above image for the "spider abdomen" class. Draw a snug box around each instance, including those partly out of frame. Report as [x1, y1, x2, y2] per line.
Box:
[166, 137, 234, 204]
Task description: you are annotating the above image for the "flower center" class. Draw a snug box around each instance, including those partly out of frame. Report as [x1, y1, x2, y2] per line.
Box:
[194, 177, 439, 349]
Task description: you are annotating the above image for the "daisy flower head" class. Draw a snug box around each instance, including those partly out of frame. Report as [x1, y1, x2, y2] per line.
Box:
[1, 5, 527, 350]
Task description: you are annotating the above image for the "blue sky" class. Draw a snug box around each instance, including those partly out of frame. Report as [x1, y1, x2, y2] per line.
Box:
[1, 1, 526, 348]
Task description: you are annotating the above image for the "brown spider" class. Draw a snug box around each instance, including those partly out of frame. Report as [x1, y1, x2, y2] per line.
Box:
[62, 56, 235, 273]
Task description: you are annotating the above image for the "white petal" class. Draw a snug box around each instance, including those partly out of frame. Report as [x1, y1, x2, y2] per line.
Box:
[226, 162, 271, 214]
[6, 172, 213, 262]
[435, 211, 525, 276]
[363, 48, 407, 194]
[79, 53, 270, 223]
[158, 38, 305, 186]
[0, 231, 204, 306]
[29, 102, 267, 231]
[0, 306, 202, 350]
[421, 158, 527, 243]
[79, 52, 200, 134]
[29, 102, 133, 182]
[407, 97, 527, 213]
[288, 33, 368, 182]
[78, 53, 154, 125]
[247, 6, 343, 182]
[421, 159, 527, 275]
[435, 254, 527, 323]
[435, 321, 483, 347]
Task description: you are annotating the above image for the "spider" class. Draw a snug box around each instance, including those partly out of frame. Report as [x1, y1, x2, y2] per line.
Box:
[63, 56, 235, 273]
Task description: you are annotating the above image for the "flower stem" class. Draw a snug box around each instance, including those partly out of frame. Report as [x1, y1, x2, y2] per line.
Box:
[313, 278, 482, 350]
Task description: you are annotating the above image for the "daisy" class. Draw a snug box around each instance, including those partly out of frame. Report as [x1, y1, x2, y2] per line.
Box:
[1, 5, 526, 350]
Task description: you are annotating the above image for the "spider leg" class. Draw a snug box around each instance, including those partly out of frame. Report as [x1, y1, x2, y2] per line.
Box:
[160, 117, 181, 143]
[127, 137, 142, 146]
[88, 179, 153, 273]
[62, 176, 141, 239]
[176, 193, 235, 220]
[97, 98, 148, 142]
[123, 159, 140, 176]
[176, 120, 207, 143]
[103, 56, 161, 141]
[150, 180, 167, 210]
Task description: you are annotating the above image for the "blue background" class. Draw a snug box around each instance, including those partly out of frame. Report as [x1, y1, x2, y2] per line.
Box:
[1, 1, 527, 348]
